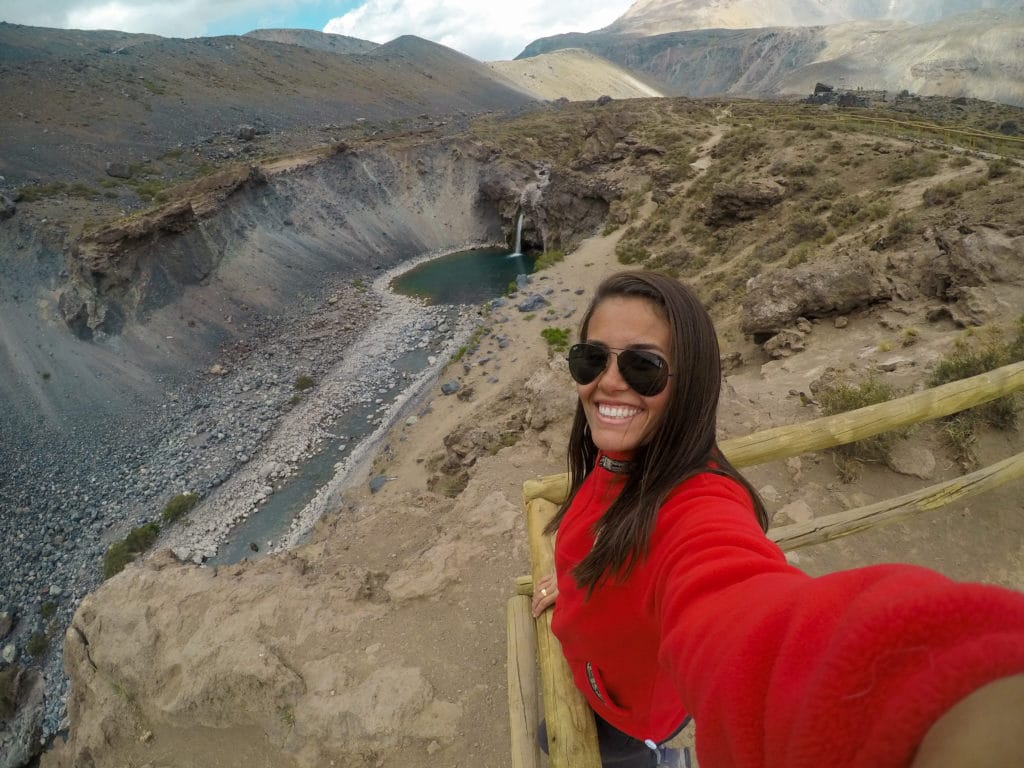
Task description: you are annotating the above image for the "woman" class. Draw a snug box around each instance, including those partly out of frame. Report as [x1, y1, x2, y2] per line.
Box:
[531, 270, 1024, 768]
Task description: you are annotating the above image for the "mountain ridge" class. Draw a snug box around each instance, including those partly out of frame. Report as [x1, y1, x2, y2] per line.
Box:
[519, 9, 1024, 105]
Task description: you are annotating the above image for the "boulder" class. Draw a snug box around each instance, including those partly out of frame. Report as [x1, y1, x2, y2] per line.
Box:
[236, 124, 256, 141]
[0, 667, 44, 768]
[104, 161, 132, 179]
[921, 227, 1021, 302]
[763, 329, 806, 359]
[704, 179, 785, 226]
[741, 252, 892, 337]
[886, 444, 936, 480]
[0, 194, 15, 220]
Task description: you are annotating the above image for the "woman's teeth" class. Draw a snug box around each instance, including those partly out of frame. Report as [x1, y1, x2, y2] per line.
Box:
[598, 404, 640, 419]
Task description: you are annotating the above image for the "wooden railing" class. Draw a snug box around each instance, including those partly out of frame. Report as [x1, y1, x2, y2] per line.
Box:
[510, 361, 1024, 768]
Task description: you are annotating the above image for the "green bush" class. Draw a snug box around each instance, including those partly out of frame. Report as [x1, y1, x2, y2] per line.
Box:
[886, 152, 940, 183]
[927, 322, 1024, 466]
[103, 521, 161, 579]
[987, 158, 1015, 179]
[0, 666, 17, 719]
[615, 241, 649, 265]
[540, 326, 570, 353]
[922, 177, 985, 206]
[161, 492, 199, 523]
[293, 374, 314, 391]
[26, 632, 48, 658]
[711, 128, 766, 162]
[819, 377, 901, 480]
[125, 521, 159, 552]
[533, 250, 565, 271]
[788, 213, 827, 244]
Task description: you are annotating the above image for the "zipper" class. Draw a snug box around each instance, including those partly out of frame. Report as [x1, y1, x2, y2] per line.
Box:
[585, 662, 606, 704]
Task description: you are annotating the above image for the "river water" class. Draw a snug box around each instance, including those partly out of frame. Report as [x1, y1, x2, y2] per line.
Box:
[207, 246, 534, 564]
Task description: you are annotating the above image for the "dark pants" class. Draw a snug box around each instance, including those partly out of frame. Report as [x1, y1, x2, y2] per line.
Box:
[537, 713, 689, 768]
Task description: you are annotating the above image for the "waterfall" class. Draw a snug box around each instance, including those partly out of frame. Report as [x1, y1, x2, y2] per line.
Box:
[511, 213, 524, 257]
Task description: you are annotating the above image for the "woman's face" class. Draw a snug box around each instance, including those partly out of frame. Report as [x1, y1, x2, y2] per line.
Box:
[577, 296, 672, 457]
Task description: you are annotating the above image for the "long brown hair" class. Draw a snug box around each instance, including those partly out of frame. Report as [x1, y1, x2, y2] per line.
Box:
[546, 271, 769, 593]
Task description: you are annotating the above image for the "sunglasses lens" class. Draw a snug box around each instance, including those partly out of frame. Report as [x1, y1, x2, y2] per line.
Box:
[618, 349, 669, 396]
[567, 344, 609, 385]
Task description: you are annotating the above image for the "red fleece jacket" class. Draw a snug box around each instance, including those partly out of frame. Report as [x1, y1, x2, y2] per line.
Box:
[550, 460, 1024, 767]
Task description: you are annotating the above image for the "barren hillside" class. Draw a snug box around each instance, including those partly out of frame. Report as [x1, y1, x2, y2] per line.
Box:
[520, 9, 1024, 106]
[489, 48, 669, 101]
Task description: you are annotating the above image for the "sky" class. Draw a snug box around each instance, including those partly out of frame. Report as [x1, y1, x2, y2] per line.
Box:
[0, 0, 636, 61]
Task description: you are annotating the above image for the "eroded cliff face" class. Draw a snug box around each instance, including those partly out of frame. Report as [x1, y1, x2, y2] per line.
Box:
[3, 133, 616, 445]
[43, 368, 575, 768]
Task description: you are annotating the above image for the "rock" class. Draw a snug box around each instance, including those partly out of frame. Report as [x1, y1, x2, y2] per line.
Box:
[2, 643, 15, 663]
[595, 94, 613, 106]
[0, 668, 45, 768]
[704, 179, 785, 226]
[0, 610, 12, 639]
[763, 329, 806, 359]
[778, 499, 814, 524]
[741, 252, 892, 337]
[515, 274, 531, 291]
[236, 124, 256, 141]
[834, 316, 849, 329]
[440, 380, 460, 396]
[104, 161, 132, 179]
[369, 475, 390, 494]
[922, 227, 1021, 302]
[886, 444, 936, 480]
[0, 193, 15, 220]
[876, 357, 913, 373]
[516, 295, 547, 313]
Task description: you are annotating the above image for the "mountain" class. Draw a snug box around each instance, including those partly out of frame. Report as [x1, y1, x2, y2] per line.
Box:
[0, 25, 535, 185]
[519, 9, 1024, 105]
[242, 28, 379, 54]
[603, 0, 1024, 34]
[488, 48, 669, 100]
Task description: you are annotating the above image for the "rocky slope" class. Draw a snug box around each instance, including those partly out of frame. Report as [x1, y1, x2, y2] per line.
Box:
[242, 28, 379, 54]
[0, 24, 536, 185]
[604, 0, 1021, 34]
[489, 48, 670, 101]
[520, 9, 1024, 106]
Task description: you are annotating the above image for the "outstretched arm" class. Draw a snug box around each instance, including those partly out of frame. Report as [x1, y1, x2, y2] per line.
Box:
[649, 474, 1024, 768]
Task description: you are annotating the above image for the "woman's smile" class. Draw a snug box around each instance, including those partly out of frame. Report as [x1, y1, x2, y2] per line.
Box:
[577, 296, 672, 456]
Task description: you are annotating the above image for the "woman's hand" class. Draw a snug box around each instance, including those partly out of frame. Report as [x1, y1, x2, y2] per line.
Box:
[531, 573, 558, 618]
[911, 673, 1024, 767]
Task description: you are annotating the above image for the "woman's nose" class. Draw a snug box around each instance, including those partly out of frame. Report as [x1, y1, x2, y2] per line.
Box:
[598, 353, 629, 391]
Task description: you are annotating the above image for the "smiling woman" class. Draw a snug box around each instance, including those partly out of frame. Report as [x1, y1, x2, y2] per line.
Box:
[531, 270, 1024, 768]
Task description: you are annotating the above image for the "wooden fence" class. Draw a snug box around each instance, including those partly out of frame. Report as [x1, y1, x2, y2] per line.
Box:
[510, 360, 1024, 767]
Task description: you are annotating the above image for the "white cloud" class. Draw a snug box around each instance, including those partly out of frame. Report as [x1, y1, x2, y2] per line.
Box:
[64, 1, 206, 37]
[324, 0, 634, 61]
[0, 0, 323, 38]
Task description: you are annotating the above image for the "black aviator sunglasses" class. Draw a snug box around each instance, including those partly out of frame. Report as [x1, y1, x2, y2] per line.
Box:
[566, 342, 671, 397]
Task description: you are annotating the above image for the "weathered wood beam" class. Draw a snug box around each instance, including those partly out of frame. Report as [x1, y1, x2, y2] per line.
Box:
[508, 594, 541, 768]
[771, 450, 1024, 550]
[526, 497, 601, 767]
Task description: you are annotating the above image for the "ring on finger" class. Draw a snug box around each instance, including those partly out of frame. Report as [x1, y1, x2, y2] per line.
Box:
[541, 588, 548, 597]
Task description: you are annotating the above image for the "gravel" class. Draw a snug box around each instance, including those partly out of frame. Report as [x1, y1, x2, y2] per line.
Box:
[0, 266, 480, 746]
